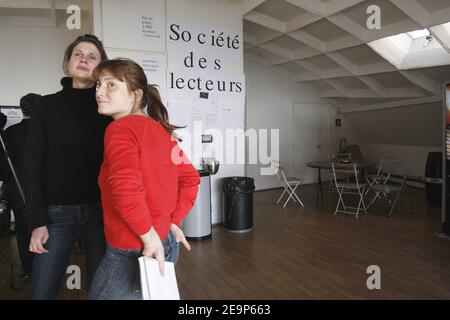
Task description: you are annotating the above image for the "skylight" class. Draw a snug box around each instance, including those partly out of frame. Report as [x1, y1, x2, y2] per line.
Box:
[369, 26, 450, 70]
[407, 29, 430, 39]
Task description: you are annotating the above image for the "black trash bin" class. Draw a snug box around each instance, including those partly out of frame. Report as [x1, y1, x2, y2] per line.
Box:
[222, 177, 255, 233]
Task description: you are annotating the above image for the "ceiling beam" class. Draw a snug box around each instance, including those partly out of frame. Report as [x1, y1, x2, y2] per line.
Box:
[295, 60, 322, 75]
[293, 72, 321, 82]
[0, 0, 50, 9]
[47, 0, 56, 27]
[244, 11, 285, 33]
[291, 46, 322, 60]
[243, 32, 257, 46]
[325, 36, 361, 53]
[285, 0, 326, 17]
[340, 96, 442, 113]
[298, 82, 322, 97]
[366, 19, 422, 42]
[326, 0, 366, 16]
[244, 52, 268, 66]
[295, 70, 354, 82]
[366, 40, 405, 70]
[266, 56, 291, 67]
[271, 65, 300, 81]
[389, 0, 430, 28]
[347, 89, 379, 98]
[384, 87, 428, 98]
[429, 25, 450, 55]
[325, 79, 349, 96]
[285, 12, 321, 33]
[288, 30, 326, 52]
[322, 68, 353, 79]
[320, 90, 346, 98]
[322, 97, 344, 110]
[400, 70, 441, 96]
[356, 62, 397, 76]
[295, 72, 323, 82]
[260, 43, 293, 60]
[258, 32, 282, 46]
[358, 76, 386, 96]
[240, 0, 266, 14]
[429, 8, 450, 27]
[326, 14, 367, 43]
[326, 52, 359, 75]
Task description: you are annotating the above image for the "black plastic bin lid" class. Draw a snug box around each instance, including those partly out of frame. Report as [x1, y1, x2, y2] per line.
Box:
[222, 177, 255, 193]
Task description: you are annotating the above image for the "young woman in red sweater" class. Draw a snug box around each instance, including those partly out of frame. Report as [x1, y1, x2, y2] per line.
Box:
[88, 58, 200, 300]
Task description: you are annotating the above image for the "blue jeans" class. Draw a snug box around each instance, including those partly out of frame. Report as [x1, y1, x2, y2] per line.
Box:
[30, 203, 106, 300]
[88, 231, 179, 300]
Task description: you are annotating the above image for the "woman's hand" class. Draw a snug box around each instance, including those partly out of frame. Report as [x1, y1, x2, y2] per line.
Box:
[170, 223, 191, 251]
[140, 227, 165, 276]
[29, 226, 49, 254]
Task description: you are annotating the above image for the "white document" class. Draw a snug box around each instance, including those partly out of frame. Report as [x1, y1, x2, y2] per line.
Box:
[138, 256, 180, 300]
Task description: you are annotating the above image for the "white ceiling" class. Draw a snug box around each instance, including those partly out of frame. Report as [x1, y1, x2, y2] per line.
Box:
[239, 0, 450, 114]
[1, 0, 450, 117]
[0, 0, 91, 28]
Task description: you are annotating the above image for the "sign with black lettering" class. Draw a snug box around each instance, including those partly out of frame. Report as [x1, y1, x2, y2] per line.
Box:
[102, 0, 165, 52]
[167, 23, 243, 94]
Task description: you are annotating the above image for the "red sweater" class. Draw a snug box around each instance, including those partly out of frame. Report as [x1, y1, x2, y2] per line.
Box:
[99, 115, 200, 249]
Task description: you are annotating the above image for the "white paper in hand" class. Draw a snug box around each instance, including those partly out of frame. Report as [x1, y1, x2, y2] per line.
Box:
[138, 256, 180, 300]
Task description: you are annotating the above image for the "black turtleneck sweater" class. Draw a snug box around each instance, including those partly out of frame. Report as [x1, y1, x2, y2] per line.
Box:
[23, 77, 112, 230]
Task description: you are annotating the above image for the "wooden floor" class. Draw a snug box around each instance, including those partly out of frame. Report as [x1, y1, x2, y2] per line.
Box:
[1, 184, 449, 300]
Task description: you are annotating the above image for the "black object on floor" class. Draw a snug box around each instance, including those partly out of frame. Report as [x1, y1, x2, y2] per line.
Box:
[222, 177, 255, 233]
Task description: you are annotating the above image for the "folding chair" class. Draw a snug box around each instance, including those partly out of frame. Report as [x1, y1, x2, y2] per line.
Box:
[328, 153, 352, 192]
[331, 162, 367, 218]
[328, 171, 352, 192]
[273, 160, 304, 208]
[364, 158, 391, 198]
[367, 162, 408, 217]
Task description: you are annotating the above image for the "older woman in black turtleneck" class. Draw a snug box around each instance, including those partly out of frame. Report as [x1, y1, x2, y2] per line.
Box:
[23, 34, 111, 300]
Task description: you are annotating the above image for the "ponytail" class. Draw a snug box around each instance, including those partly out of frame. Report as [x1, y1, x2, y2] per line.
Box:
[146, 85, 184, 134]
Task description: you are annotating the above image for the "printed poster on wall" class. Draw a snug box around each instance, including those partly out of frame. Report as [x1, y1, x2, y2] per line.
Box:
[0, 107, 22, 129]
[102, 0, 165, 52]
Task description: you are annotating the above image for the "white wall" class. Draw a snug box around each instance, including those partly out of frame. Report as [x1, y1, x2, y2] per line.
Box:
[0, 28, 87, 106]
[167, 0, 244, 224]
[244, 59, 362, 190]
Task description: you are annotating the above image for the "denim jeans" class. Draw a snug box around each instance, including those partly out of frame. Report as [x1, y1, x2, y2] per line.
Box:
[30, 203, 106, 300]
[88, 231, 179, 300]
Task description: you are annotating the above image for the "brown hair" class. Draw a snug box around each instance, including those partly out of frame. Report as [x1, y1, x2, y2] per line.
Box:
[63, 34, 108, 74]
[93, 58, 182, 134]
